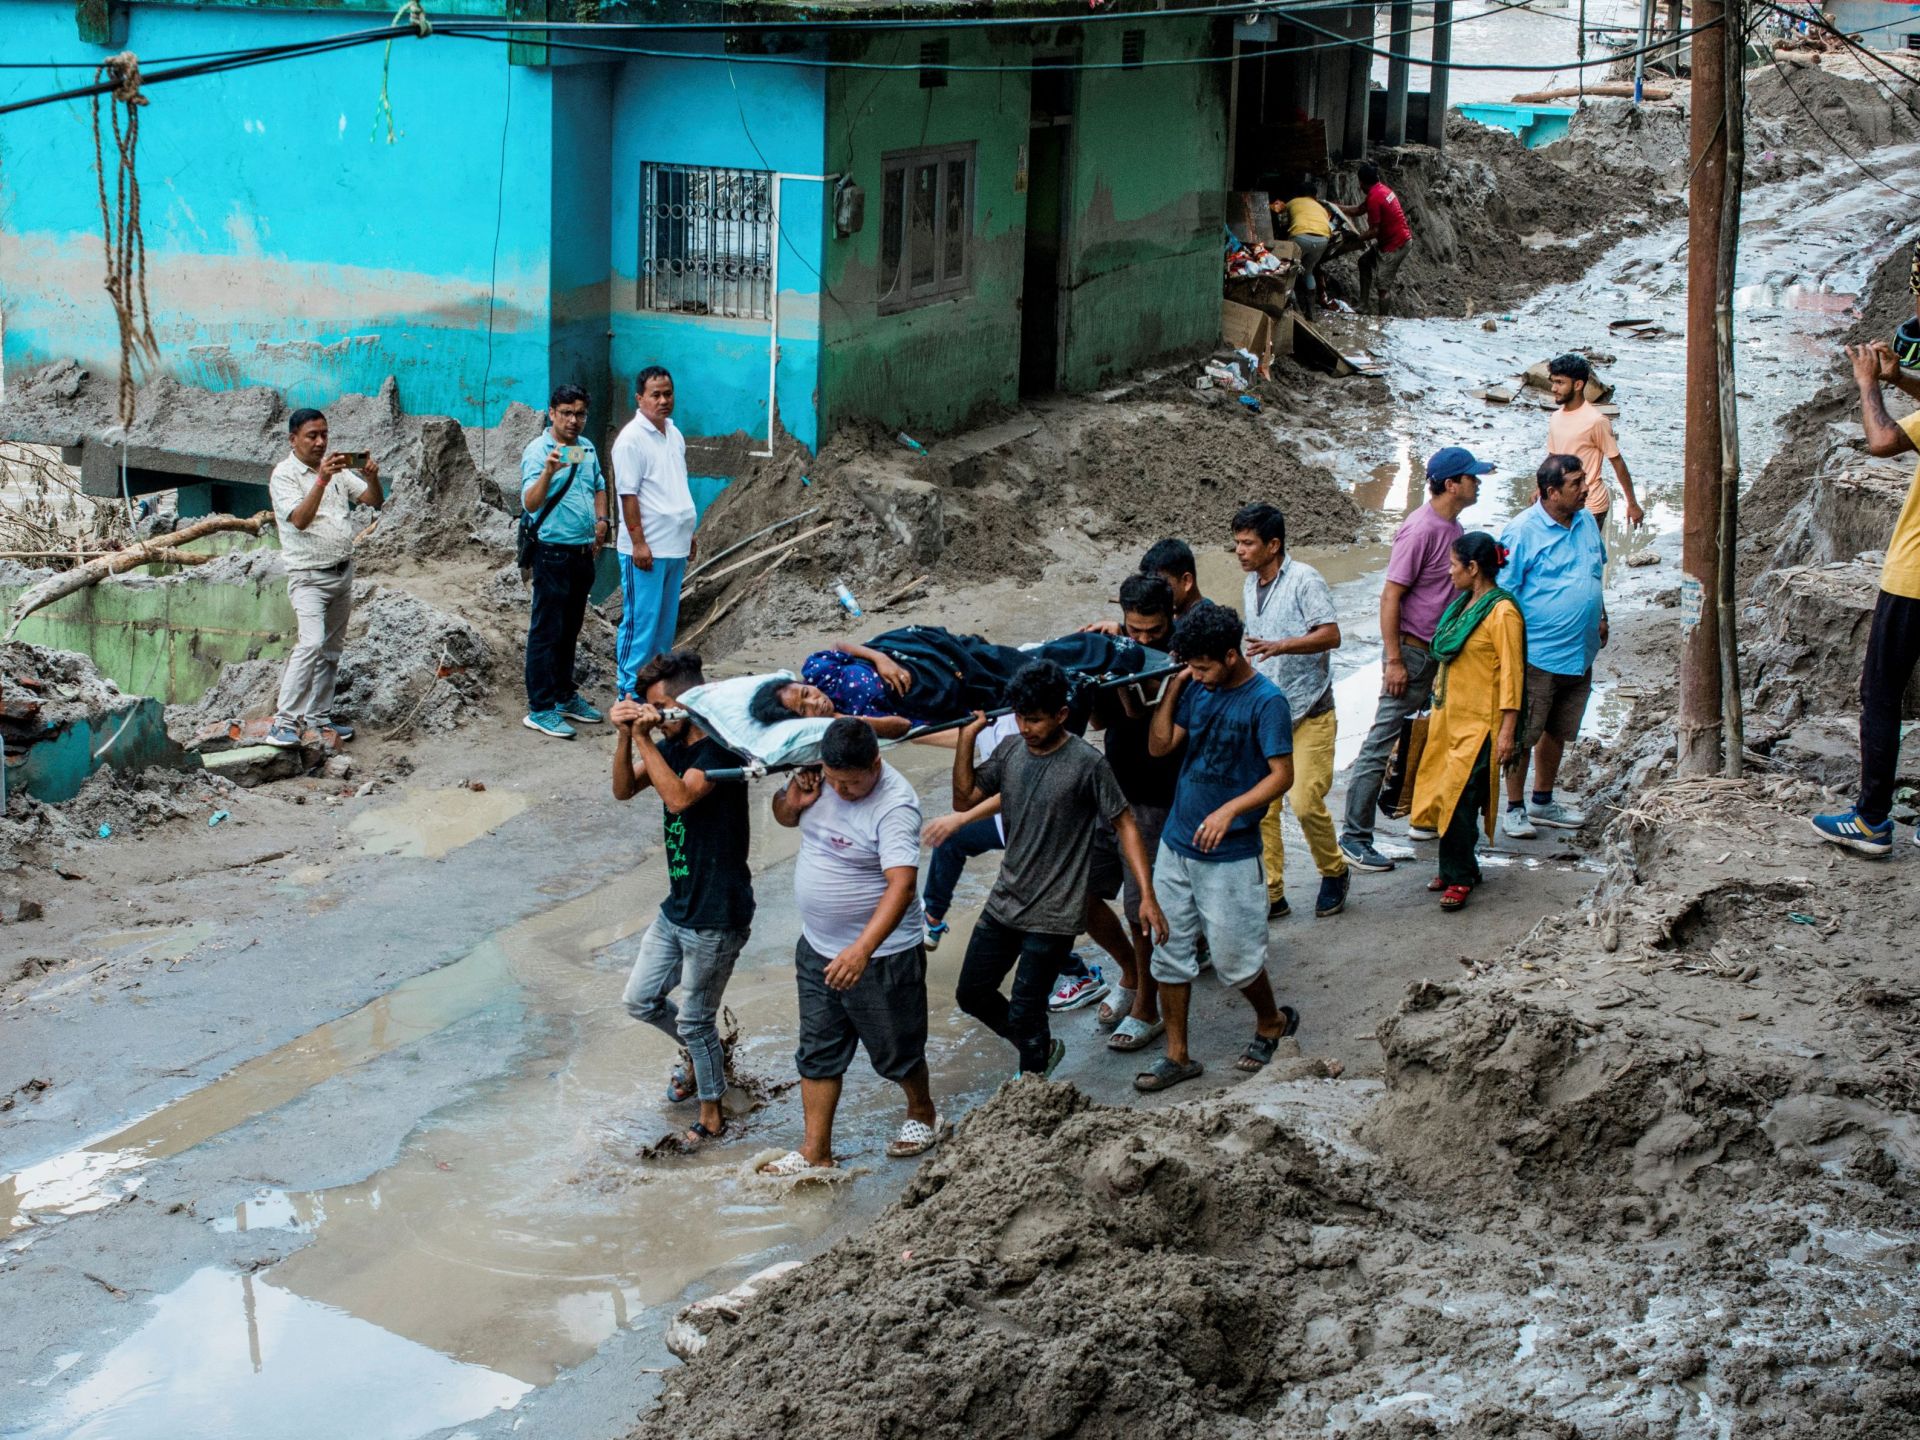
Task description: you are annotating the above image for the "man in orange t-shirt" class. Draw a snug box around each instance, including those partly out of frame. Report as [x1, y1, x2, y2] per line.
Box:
[1545, 353, 1644, 528]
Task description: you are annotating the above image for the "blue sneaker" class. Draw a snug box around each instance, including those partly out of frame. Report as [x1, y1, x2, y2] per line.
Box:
[559, 695, 605, 725]
[1810, 809, 1893, 858]
[1315, 871, 1350, 917]
[319, 718, 355, 742]
[523, 709, 577, 739]
[263, 723, 303, 750]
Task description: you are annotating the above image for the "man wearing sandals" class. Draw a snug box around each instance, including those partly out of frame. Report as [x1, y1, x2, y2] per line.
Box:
[951, 661, 1168, 1080]
[1138, 602, 1300, 1093]
[762, 719, 942, 1176]
[612, 651, 754, 1148]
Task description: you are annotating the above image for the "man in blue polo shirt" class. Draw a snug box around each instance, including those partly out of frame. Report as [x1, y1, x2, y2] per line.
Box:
[521, 383, 611, 739]
[1500, 453, 1607, 837]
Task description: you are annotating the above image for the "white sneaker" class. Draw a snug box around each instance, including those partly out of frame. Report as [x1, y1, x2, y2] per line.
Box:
[1528, 798, 1589, 829]
[1048, 961, 1110, 1012]
[1406, 825, 1438, 842]
[1501, 806, 1538, 840]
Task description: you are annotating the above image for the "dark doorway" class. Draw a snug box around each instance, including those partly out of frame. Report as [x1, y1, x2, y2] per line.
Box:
[1019, 61, 1073, 397]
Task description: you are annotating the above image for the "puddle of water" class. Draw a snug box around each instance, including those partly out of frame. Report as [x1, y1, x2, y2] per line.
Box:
[348, 787, 532, 861]
[211, 1188, 327, 1235]
[83, 923, 217, 966]
[9, 1266, 529, 1440]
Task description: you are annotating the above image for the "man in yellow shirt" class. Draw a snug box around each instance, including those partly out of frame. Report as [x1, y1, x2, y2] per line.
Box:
[1270, 180, 1333, 319]
[1811, 341, 1920, 858]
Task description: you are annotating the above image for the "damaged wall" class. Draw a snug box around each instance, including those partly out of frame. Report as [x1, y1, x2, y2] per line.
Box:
[0, 2, 567, 427]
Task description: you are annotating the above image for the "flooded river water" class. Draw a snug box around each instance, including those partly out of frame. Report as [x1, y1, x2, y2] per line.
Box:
[7, 128, 1919, 1440]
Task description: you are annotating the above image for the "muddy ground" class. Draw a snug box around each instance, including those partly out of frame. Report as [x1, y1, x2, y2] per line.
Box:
[5, 57, 1920, 1440]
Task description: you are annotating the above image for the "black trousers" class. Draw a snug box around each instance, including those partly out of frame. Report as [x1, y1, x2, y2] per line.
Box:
[956, 912, 1075, 1073]
[525, 542, 595, 712]
[1859, 590, 1920, 823]
[1439, 740, 1492, 886]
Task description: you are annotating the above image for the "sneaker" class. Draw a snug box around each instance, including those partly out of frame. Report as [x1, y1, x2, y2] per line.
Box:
[318, 718, 355, 742]
[263, 723, 303, 750]
[924, 917, 949, 952]
[1049, 963, 1110, 1012]
[1315, 872, 1350, 918]
[1407, 825, 1439, 842]
[1810, 808, 1894, 858]
[1500, 807, 1538, 840]
[559, 695, 605, 725]
[1268, 896, 1291, 920]
[523, 709, 577, 739]
[1042, 1038, 1067, 1080]
[1340, 837, 1396, 873]
[1528, 798, 1588, 830]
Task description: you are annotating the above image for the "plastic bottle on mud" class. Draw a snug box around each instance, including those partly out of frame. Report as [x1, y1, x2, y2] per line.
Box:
[834, 581, 863, 618]
[895, 432, 927, 455]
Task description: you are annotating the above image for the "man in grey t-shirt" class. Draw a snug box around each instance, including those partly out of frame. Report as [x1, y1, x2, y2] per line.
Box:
[951, 661, 1167, 1077]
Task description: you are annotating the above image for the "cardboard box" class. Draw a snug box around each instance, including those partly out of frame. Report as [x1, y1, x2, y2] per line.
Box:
[1221, 299, 1275, 374]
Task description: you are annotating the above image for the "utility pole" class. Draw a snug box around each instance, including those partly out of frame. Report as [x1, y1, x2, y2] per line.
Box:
[1679, 0, 1727, 775]
[1715, 0, 1748, 776]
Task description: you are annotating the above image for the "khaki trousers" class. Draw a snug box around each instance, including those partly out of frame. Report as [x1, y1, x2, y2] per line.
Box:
[274, 560, 354, 728]
[1261, 706, 1347, 899]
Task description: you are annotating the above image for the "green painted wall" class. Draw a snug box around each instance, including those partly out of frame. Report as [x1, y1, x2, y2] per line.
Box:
[1058, 24, 1227, 393]
[822, 28, 1031, 436]
[0, 549, 292, 706]
[820, 19, 1228, 438]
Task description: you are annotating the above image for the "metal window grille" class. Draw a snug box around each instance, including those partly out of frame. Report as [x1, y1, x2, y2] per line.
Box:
[1121, 29, 1146, 68]
[640, 163, 773, 319]
[919, 39, 949, 89]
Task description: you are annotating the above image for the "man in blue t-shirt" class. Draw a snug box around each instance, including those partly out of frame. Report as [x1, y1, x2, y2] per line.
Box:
[1136, 601, 1300, 1094]
[521, 382, 611, 740]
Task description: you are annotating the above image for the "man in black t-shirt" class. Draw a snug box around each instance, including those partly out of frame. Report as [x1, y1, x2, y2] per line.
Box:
[611, 650, 755, 1147]
[1087, 573, 1187, 1053]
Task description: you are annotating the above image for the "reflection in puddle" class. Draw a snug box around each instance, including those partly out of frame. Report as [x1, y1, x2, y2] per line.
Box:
[211, 1188, 327, 1235]
[82, 923, 216, 966]
[348, 787, 532, 860]
[10, 1267, 529, 1440]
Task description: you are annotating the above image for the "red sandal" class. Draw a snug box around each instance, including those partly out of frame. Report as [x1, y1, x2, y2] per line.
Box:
[1426, 876, 1446, 892]
[1439, 883, 1473, 911]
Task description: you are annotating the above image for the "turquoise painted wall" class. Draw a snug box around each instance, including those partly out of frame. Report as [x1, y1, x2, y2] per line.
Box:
[607, 44, 827, 457]
[0, 2, 558, 426]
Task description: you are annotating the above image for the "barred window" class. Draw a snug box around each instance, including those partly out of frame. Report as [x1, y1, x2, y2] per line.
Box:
[879, 144, 973, 313]
[640, 163, 773, 319]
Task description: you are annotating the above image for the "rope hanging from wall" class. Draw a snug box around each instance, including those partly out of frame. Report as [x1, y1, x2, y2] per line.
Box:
[91, 51, 159, 429]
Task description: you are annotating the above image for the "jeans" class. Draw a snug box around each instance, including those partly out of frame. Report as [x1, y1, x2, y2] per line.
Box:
[1342, 643, 1438, 847]
[1439, 741, 1492, 886]
[1859, 590, 1920, 823]
[274, 559, 354, 728]
[525, 542, 595, 713]
[616, 552, 688, 696]
[1293, 233, 1330, 310]
[956, 912, 1074, 1073]
[622, 916, 750, 1102]
[1262, 707, 1347, 895]
[922, 816, 1004, 919]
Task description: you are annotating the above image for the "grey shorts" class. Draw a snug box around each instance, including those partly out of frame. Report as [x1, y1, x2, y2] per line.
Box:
[1517, 664, 1593, 754]
[1148, 841, 1269, 989]
[1089, 803, 1170, 930]
[793, 935, 929, 1082]
[1364, 242, 1411, 291]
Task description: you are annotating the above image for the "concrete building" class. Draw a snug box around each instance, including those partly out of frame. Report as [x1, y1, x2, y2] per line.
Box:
[2, 1, 1385, 494]
[1825, 0, 1920, 50]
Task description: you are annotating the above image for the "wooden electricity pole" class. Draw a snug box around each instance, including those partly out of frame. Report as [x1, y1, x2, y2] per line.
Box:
[1679, 0, 1728, 775]
[1715, 0, 1748, 777]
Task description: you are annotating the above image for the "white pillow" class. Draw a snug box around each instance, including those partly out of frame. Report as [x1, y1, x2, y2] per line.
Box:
[676, 672, 834, 768]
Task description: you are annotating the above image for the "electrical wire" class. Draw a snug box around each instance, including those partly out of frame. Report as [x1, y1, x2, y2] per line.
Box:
[1758, 46, 1920, 201]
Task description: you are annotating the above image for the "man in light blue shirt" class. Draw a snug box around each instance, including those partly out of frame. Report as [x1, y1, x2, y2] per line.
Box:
[520, 383, 611, 739]
[1499, 453, 1607, 837]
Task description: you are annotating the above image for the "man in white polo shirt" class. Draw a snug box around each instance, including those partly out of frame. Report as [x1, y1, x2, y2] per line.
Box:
[265, 407, 384, 749]
[611, 366, 698, 698]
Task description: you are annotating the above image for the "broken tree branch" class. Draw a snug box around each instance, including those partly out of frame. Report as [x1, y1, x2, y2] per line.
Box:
[1510, 83, 1671, 103]
[4, 510, 272, 641]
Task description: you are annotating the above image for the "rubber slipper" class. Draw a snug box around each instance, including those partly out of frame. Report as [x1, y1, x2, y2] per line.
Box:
[683, 1120, 726, 1147]
[885, 1116, 946, 1159]
[1096, 986, 1137, 1030]
[1134, 1056, 1204, 1092]
[1108, 1015, 1165, 1052]
[1440, 883, 1473, 911]
[665, 1059, 697, 1105]
[1237, 1033, 1281, 1072]
[757, 1149, 834, 1178]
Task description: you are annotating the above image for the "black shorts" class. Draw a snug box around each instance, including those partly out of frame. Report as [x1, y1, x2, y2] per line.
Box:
[793, 935, 929, 1082]
[1088, 803, 1170, 930]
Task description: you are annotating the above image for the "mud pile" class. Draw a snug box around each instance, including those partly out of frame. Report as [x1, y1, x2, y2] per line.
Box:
[681, 400, 1363, 657]
[631, 773, 1919, 1440]
[1748, 55, 1920, 159]
[4, 764, 236, 851]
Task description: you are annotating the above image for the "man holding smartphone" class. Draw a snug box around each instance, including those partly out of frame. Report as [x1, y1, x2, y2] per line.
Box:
[265, 407, 384, 749]
[521, 383, 612, 739]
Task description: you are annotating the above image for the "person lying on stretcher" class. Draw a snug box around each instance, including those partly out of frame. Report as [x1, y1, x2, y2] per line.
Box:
[745, 626, 1149, 733]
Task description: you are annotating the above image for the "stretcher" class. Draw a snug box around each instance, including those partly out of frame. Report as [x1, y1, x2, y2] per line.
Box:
[665, 651, 1180, 782]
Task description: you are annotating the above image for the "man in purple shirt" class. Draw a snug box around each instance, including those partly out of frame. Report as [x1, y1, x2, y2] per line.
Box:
[1338, 446, 1488, 871]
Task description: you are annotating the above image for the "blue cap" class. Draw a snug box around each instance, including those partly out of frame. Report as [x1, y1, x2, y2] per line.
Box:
[1426, 446, 1496, 482]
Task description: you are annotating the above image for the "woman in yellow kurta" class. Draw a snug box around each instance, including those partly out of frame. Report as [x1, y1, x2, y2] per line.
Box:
[1409, 532, 1525, 910]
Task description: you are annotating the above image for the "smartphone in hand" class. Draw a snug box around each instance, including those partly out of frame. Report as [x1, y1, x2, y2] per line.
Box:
[337, 451, 371, 470]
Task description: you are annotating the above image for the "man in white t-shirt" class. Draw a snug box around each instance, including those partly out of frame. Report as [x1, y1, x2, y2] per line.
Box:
[264, 407, 384, 749]
[610, 366, 699, 697]
[761, 719, 941, 1176]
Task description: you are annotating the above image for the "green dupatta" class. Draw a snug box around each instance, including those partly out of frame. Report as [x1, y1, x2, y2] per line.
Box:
[1430, 586, 1520, 710]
